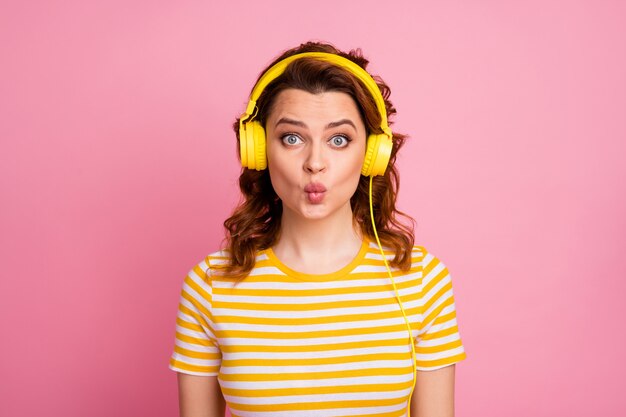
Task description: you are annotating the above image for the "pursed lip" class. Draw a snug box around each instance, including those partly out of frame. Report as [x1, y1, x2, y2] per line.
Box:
[304, 183, 327, 193]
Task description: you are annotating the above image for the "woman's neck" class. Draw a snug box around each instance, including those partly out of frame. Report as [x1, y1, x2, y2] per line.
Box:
[271, 205, 364, 274]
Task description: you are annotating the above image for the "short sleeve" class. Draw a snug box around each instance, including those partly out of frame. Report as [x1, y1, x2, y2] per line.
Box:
[414, 248, 467, 371]
[168, 257, 222, 376]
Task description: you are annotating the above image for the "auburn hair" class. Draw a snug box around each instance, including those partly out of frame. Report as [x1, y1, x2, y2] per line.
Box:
[219, 41, 415, 278]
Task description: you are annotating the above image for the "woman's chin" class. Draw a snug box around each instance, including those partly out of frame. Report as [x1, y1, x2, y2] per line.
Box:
[281, 197, 353, 223]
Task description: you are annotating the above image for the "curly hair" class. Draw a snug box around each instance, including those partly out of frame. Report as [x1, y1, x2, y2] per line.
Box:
[219, 41, 415, 278]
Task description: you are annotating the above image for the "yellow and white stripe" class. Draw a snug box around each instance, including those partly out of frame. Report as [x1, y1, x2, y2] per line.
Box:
[170, 240, 466, 416]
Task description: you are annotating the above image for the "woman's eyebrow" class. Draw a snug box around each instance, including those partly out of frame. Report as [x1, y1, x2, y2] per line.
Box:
[275, 117, 357, 131]
[325, 119, 356, 131]
[275, 117, 307, 128]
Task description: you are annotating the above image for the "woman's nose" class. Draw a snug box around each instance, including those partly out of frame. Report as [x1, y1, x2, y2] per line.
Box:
[303, 141, 326, 174]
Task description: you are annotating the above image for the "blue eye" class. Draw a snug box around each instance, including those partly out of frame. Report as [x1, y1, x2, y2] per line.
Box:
[282, 134, 302, 146]
[330, 135, 350, 148]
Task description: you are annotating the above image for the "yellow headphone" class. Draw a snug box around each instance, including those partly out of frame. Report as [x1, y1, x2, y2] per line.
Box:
[238, 52, 393, 177]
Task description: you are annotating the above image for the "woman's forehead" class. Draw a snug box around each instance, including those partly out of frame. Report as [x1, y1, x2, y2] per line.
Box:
[267, 89, 363, 126]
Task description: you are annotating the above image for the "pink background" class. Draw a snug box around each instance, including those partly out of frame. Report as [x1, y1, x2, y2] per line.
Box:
[1, 1, 625, 416]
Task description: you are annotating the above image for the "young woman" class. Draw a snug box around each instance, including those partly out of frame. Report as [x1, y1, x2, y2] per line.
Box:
[169, 41, 467, 417]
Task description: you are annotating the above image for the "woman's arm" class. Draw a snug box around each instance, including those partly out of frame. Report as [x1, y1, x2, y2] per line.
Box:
[177, 373, 225, 417]
[410, 364, 456, 417]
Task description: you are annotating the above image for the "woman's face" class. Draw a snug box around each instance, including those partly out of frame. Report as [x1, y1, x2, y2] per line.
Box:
[265, 88, 367, 221]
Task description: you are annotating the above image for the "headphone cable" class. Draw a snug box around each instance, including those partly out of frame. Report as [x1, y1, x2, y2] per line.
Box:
[369, 175, 417, 416]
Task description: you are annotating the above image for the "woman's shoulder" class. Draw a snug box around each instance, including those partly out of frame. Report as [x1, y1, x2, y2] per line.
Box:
[204, 248, 231, 268]
[409, 244, 450, 270]
[363, 239, 444, 271]
[180, 248, 229, 284]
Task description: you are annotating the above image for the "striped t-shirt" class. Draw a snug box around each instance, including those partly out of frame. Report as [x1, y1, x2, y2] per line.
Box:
[169, 239, 467, 417]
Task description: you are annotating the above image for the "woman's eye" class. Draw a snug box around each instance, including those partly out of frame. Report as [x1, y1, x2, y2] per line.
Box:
[330, 135, 350, 148]
[282, 134, 302, 146]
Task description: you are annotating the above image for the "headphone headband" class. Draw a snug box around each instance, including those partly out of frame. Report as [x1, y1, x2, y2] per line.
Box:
[241, 52, 391, 138]
[238, 51, 393, 176]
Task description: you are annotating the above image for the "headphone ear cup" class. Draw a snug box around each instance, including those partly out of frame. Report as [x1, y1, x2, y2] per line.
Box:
[239, 120, 267, 170]
[239, 123, 249, 169]
[245, 121, 258, 170]
[251, 121, 267, 170]
[361, 133, 393, 177]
